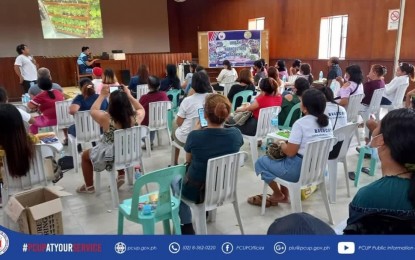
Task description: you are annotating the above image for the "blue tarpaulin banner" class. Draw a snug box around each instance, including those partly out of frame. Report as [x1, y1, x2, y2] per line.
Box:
[208, 30, 261, 68]
[1, 226, 415, 259]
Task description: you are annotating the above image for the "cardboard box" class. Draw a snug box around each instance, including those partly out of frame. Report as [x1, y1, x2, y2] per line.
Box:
[5, 187, 71, 234]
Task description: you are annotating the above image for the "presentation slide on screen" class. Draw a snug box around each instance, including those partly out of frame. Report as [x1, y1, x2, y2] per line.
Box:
[37, 0, 103, 39]
[208, 30, 261, 68]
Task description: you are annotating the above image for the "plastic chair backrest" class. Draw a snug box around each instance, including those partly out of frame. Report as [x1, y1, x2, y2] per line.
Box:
[136, 84, 149, 101]
[129, 165, 186, 220]
[288, 75, 298, 83]
[231, 90, 254, 112]
[55, 100, 74, 128]
[204, 152, 248, 211]
[167, 89, 181, 109]
[346, 94, 364, 122]
[391, 82, 410, 109]
[280, 102, 301, 130]
[368, 88, 385, 114]
[149, 101, 172, 129]
[298, 137, 336, 186]
[113, 126, 149, 171]
[255, 106, 280, 138]
[332, 123, 359, 160]
[1, 145, 47, 202]
[74, 111, 101, 143]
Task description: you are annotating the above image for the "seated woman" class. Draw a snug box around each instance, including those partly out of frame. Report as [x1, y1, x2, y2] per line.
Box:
[215, 60, 238, 90]
[230, 78, 282, 136]
[346, 108, 415, 231]
[160, 64, 181, 91]
[139, 75, 169, 149]
[253, 60, 267, 86]
[77, 84, 145, 193]
[95, 68, 119, 94]
[361, 64, 387, 109]
[27, 77, 64, 134]
[318, 86, 347, 131]
[335, 64, 364, 108]
[172, 71, 211, 165]
[64, 79, 109, 149]
[227, 68, 255, 108]
[278, 77, 310, 128]
[383, 62, 415, 107]
[289, 59, 301, 76]
[182, 63, 197, 94]
[276, 60, 289, 80]
[128, 64, 149, 97]
[175, 94, 244, 234]
[249, 89, 333, 207]
[0, 104, 34, 178]
[268, 66, 284, 93]
[283, 63, 313, 90]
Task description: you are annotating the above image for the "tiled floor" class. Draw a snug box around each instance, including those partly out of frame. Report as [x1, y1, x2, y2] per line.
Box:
[1, 128, 379, 235]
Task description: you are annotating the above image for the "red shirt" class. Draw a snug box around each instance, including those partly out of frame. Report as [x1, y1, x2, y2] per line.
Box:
[139, 91, 170, 126]
[253, 94, 282, 119]
[30, 90, 65, 120]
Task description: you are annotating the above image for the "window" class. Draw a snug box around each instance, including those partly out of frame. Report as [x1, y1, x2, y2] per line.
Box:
[248, 17, 265, 30]
[318, 15, 348, 59]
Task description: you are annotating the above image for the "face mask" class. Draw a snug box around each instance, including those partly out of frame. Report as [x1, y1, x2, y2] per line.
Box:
[368, 134, 382, 161]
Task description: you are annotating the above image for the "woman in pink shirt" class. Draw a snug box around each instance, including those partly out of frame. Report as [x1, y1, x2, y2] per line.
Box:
[28, 77, 64, 134]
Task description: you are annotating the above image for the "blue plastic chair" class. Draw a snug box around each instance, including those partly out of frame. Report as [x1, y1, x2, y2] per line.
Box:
[354, 146, 378, 187]
[279, 102, 302, 130]
[118, 165, 186, 235]
[231, 90, 254, 112]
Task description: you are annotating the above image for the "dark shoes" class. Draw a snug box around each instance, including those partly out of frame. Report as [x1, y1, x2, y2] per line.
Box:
[141, 144, 154, 150]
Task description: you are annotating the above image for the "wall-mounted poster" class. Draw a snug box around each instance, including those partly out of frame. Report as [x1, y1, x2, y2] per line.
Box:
[208, 30, 261, 68]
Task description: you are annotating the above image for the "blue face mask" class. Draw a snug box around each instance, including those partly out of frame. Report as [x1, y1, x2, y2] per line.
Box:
[368, 134, 382, 161]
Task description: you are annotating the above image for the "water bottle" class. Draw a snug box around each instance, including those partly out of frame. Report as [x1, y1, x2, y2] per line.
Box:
[282, 75, 287, 83]
[25, 93, 31, 103]
[134, 166, 142, 180]
[21, 94, 25, 104]
[319, 71, 323, 81]
[270, 111, 279, 133]
[60, 150, 65, 159]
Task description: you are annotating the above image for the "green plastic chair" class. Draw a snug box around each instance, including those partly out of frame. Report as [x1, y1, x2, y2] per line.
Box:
[354, 146, 378, 187]
[231, 90, 254, 112]
[279, 102, 302, 130]
[167, 89, 182, 109]
[118, 165, 186, 235]
[167, 108, 178, 133]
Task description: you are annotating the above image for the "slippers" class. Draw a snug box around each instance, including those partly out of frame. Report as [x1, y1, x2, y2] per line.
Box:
[361, 167, 371, 175]
[247, 194, 278, 208]
[117, 175, 125, 189]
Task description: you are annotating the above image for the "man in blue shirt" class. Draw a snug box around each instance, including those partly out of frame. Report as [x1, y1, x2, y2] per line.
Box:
[326, 57, 342, 88]
[77, 46, 98, 74]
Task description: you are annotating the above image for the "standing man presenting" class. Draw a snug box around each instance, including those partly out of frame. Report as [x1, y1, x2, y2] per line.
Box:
[77, 46, 98, 74]
[14, 44, 38, 93]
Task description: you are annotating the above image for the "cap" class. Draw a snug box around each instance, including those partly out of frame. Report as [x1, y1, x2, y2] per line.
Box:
[267, 212, 336, 235]
[92, 67, 103, 77]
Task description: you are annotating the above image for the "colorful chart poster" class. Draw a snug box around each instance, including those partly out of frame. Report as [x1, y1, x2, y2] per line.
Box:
[208, 30, 261, 68]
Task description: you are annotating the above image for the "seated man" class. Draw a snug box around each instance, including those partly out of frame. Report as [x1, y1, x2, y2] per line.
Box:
[28, 67, 63, 98]
[77, 46, 98, 74]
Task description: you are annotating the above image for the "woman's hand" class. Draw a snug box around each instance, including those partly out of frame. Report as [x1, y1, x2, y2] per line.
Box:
[121, 85, 132, 97]
[336, 76, 344, 85]
[100, 84, 110, 97]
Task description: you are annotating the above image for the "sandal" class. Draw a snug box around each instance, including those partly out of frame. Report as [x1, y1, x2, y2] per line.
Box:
[247, 194, 278, 208]
[76, 184, 95, 194]
[117, 175, 125, 189]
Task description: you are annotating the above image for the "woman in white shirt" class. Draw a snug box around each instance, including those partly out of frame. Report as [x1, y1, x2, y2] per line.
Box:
[335, 64, 364, 107]
[318, 86, 347, 130]
[248, 89, 333, 207]
[213, 60, 238, 91]
[384, 62, 414, 106]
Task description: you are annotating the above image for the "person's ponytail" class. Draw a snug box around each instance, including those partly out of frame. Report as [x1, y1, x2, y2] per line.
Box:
[316, 113, 329, 128]
[47, 90, 55, 99]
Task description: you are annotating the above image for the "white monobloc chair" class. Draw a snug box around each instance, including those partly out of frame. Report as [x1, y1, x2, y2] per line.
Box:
[242, 106, 280, 169]
[147, 101, 173, 156]
[68, 111, 102, 173]
[359, 88, 384, 138]
[327, 123, 359, 203]
[136, 84, 149, 101]
[261, 137, 337, 224]
[376, 82, 409, 119]
[55, 100, 74, 133]
[346, 93, 364, 146]
[182, 151, 248, 234]
[170, 117, 198, 165]
[288, 75, 298, 84]
[95, 126, 149, 209]
[1, 145, 47, 228]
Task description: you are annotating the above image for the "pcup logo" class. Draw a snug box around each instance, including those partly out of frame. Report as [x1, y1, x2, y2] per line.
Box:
[0, 230, 10, 255]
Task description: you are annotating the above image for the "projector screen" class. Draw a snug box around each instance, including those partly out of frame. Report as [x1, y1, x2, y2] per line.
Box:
[38, 0, 103, 39]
